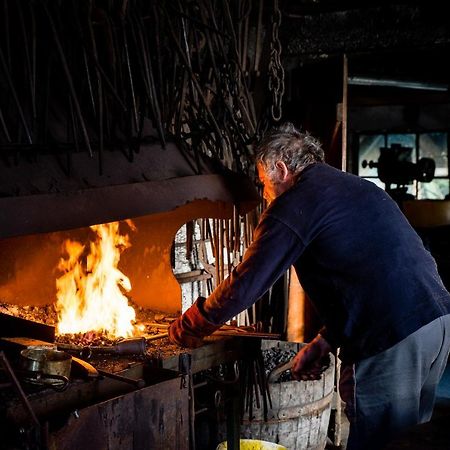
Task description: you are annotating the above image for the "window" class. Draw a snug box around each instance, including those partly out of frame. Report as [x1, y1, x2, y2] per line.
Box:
[357, 132, 449, 199]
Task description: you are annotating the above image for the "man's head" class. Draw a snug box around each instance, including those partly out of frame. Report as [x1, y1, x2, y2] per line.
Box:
[255, 123, 324, 203]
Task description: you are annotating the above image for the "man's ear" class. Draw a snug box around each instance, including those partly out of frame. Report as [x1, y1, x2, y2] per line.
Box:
[275, 160, 290, 181]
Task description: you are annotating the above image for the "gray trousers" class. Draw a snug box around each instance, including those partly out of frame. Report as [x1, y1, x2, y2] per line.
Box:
[339, 314, 450, 450]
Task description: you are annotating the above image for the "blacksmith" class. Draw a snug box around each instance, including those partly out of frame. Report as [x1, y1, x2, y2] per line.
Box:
[169, 122, 450, 449]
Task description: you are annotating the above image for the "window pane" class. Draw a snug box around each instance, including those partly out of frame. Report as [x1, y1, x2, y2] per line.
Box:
[387, 183, 416, 197]
[418, 179, 450, 200]
[362, 177, 416, 194]
[359, 134, 385, 176]
[387, 134, 416, 162]
[363, 178, 385, 190]
[419, 132, 448, 177]
[398, 182, 416, 197]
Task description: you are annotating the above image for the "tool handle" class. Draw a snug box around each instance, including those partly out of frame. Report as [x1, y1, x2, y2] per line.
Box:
[267, 359, 294, 383]
[71, 356, 99, 378]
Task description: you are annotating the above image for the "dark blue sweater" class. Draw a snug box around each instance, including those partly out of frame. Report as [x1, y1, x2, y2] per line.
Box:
[203, 163, 450, 362]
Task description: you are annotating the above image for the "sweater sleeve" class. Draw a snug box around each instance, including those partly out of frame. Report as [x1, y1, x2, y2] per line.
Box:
[202, 213, 305, 324]
[318, 326, 340, 351]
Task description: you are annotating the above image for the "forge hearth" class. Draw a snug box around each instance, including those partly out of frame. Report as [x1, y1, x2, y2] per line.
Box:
[0, 301, 176, 344]
[0, 344, 188, 449]
[0, 227, 258, 450]
[0, 226, 256, 450]
[0, 115, 260, 450]
[0, 327, 252, 450]
[0, 161, 260, 448]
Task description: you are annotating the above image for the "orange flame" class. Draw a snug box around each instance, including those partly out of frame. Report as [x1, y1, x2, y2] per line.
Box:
[56, 221, 136, 338]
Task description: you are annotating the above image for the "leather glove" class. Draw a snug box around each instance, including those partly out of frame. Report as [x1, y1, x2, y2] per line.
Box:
[291, 334, 332, 381]
[168, 297, 221, 348]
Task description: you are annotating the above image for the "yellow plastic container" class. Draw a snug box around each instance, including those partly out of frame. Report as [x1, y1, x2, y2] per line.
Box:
[216, 439, 287, 450]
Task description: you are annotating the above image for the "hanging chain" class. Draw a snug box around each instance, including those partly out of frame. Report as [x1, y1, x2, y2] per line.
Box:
[268, 0, 285, 121]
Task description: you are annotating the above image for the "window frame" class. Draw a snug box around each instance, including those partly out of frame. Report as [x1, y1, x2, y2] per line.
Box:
[354, 130, 450, 200]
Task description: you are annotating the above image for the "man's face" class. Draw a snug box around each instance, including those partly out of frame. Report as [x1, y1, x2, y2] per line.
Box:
[257, 162, 295, 204]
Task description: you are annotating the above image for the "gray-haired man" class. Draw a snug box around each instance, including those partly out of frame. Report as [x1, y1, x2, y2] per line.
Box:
[169, 123, 450, 449]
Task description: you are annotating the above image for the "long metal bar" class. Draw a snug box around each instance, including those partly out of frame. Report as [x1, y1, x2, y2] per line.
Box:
[226, 365, 241, 450]
[122, 22, 138, 131]
[87, 0, 104, 174]
[163, 5, 225, 158]
[146, 332, 169, 341]
[211, 330, 281, 339]
[342, 53, 348, 172]
[0, 46, 32, 144]
[0, 351, 40, 426]
[42, 3, 93, 157]
[0, 105, 11, 142]
[30, 0, 37, 120]
[17, 0, 34, 120]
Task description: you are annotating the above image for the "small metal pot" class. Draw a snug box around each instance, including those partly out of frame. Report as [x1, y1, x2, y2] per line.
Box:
[20, 347, 72, 390]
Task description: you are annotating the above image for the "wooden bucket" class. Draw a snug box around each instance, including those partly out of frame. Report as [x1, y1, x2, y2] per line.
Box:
[241, 341, 335, 450]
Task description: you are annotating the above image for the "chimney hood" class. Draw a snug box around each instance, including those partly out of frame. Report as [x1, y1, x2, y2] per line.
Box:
[0, 140, 260, 240]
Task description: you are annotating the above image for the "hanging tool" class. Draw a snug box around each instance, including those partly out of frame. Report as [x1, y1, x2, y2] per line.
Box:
[42, 2, 93, 157]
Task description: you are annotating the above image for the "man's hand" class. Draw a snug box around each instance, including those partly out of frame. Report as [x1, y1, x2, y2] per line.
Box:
[292, 334, 332, 381]
[168, 297, 221, 348]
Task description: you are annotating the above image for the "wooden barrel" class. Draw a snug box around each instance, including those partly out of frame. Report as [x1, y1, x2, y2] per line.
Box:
[241, 341, 335, 450]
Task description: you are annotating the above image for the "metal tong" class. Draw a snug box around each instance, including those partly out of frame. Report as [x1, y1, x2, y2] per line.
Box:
[58, 337, 147, 359]
[267, 358, 295, 383]
[268, 354, 331, 383]
[70, 356, 145, 388]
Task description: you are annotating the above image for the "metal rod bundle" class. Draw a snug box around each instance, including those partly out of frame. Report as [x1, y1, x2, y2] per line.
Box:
[239, 347, 272, 422]
[0, 0, 279, 177]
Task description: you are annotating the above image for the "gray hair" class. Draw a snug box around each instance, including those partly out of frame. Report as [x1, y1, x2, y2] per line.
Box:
[255, 123, 324, 176]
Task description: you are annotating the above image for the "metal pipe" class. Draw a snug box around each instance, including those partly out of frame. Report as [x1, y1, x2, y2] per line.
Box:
[348, 76, 448, 91]
[0, 351, 40, 426]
